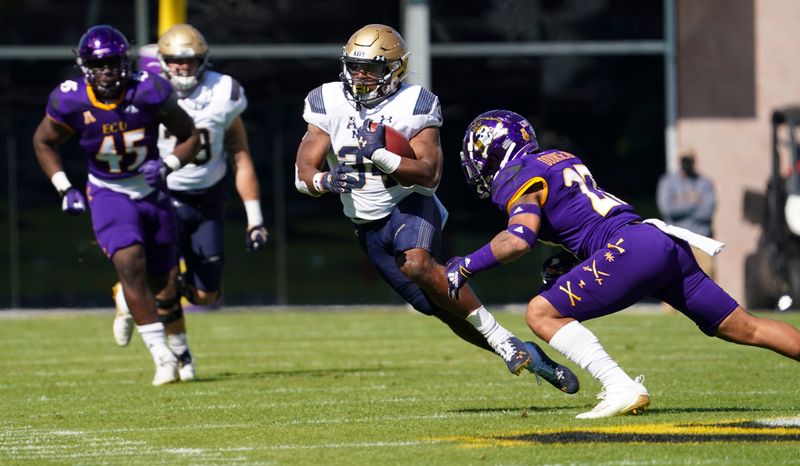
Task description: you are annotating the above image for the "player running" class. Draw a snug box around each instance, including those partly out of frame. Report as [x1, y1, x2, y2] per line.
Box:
[294, 24, 578, 393]
[32, 25, 200, 386]
[447, 109, 800, 418]
[112, 25, 268, 381]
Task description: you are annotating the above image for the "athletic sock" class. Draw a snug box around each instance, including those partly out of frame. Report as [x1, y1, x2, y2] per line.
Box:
[548, 320, 635, 392]
[137, 322, 173, 362]
[167, 332, 189, 356]
[466, 306, 513, 350]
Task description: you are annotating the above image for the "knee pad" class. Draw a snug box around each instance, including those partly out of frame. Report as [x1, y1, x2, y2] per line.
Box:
[156, 294, 181, 311]
[158, 306, 184, 325]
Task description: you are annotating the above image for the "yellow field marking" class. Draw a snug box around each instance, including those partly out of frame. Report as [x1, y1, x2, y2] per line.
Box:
[432, 418, 800, 447]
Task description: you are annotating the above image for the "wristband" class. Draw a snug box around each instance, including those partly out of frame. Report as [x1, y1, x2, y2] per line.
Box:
[163, 154, 182, 171]
[509, 203, 541, 217]
[506, 223, 538, 248]
[312, 172, 327, 193]
[51, 171, 72, 194]
[465, 242, 501, 274]
[244, 199, 263, 226]
[370, 148, 402, 174]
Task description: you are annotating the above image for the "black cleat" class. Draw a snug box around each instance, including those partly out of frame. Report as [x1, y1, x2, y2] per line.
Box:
[495, 336, 532, 375]
[525, 341, 580, 394]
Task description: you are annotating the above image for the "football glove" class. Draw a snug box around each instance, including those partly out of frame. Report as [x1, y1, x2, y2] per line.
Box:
[246, 225, 268, 252]
[60, 187, 86, 216]
[445, 256, 474, 300]
[356, 119, 385, 159]
[138, 159, 170, 189]
[320, 164, 363, 193]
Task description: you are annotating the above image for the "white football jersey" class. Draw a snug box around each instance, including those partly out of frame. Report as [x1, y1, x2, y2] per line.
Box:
[159, 70, 247, 191]
[303, 82, 443, 222]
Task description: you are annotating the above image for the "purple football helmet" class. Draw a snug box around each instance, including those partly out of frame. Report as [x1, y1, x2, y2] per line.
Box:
[75, 25, 130, 99]
[460, 110, 539, 199]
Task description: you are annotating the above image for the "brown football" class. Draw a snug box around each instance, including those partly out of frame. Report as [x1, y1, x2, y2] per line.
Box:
[369, 122, 416, 159]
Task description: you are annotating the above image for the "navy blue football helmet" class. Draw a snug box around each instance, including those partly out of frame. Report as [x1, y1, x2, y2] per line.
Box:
[460, 110, 539, 199]
[75, 25, 131, 99]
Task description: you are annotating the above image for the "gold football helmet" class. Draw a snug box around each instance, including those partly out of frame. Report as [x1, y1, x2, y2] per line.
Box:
[157, 24, 209, 97]
[340, 24, 409, 108]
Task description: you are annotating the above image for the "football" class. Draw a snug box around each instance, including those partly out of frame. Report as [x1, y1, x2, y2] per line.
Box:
[369, 122, 416, 159]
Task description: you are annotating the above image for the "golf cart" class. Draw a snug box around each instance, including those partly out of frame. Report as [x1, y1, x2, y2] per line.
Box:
[743, 106, 800, 310]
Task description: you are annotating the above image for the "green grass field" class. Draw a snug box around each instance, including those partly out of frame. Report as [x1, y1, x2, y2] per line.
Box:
[1, 307, 799, 465]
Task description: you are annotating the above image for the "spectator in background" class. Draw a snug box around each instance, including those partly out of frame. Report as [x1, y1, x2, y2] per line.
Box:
[657, 152, 717, 279]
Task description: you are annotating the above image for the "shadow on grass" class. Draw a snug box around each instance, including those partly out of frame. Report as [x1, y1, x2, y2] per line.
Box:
[192, 366, 402, 382]
[648, 406, 770, 414]
[453, 405, 578, 414]
[452, 405, 770, 415]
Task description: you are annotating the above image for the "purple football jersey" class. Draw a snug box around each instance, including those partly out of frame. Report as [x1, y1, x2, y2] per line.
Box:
[45, 71, 171, 180]
[492, 149, 641, 258]
[492, 150, 739, 333]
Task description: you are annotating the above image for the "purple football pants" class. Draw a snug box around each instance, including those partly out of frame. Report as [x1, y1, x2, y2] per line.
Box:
[540, 223, 738, 336]
[87, 182, 178, 276]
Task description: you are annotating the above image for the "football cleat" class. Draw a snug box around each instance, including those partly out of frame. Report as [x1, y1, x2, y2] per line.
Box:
[112, 282, 134, 347]
[177, 350, 196, 382]
[151, 349, 179, 386]
[524, 341, 580, 394]
[576, 375, 650, 419]
[493, 335, 532, 375]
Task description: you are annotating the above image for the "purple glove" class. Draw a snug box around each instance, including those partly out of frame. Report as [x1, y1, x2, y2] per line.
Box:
[138, 159, 169, 188]
[246, 225, 268, 252]
[445, 256, 473, 300]
[61, 187, 86, 216]
[356, 119, 385, 159]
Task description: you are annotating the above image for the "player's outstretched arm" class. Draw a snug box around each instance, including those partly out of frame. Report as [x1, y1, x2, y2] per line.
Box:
[445, 192, 543, 299]
[226, 116, 267, 251]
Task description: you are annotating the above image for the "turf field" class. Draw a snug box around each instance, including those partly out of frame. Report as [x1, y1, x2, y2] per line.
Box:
[1, 307, 799, 465]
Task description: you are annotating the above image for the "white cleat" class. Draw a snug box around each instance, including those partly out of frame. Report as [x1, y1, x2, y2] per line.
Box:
[177, 350, 196, 382]
[576, 375, 650, 419]
[152, 350, 179, 387]
[112, 283, 134, 347]
[179, 363, 196, 382]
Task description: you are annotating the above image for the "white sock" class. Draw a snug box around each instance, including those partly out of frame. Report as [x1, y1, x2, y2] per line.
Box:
[466, 306, 512, 350]
[167, 333, 189, 356]
[137, 322, 173, 363]
[548, 320, 635, 392]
